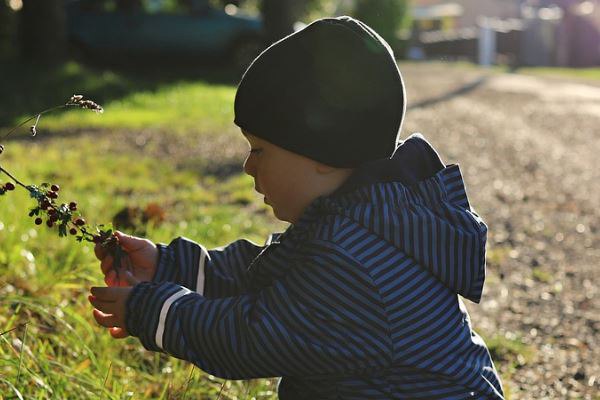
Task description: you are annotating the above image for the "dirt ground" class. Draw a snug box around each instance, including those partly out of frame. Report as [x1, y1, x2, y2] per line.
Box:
[399, 62, 599, 399]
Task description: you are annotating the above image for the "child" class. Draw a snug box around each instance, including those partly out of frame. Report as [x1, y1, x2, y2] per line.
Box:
[89, 16, 504, 399]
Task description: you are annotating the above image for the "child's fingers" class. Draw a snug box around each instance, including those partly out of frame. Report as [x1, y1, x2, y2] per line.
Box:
[104, 270, 118, 287]
[124, 271, 140, 286]
[92, 309, 121, 328]
[90, 286, 127, 300]
[115, 231, 143, 252]
[109, 327, 129, 339]
[100, 254, 114, 275]
[88, 296, 119, 315]
[94, 242, 107, 260]
[103, 270, 138, 287]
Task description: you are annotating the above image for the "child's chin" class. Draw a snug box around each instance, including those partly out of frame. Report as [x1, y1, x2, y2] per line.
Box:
[271, 206, 292, 223]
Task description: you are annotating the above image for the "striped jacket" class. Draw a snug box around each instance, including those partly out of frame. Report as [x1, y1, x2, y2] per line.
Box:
[126, 133, 504, 399]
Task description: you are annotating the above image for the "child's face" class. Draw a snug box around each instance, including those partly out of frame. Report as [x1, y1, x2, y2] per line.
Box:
[242, 130, 352, 224]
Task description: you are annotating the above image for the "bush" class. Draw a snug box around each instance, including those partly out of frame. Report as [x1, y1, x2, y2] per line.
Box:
[353, 0, 410, 55]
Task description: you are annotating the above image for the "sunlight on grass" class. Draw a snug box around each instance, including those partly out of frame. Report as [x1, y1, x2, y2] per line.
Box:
[40, 81, 237, 135]
[0, 73, 284, 397]
[480, 331, 536, 400]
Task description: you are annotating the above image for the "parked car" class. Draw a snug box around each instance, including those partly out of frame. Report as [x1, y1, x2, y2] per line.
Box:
[65, 0, 266, 69]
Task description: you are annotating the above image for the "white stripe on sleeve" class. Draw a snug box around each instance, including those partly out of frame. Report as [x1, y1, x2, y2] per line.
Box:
[195, 246, 209, 295]
[155, 288, 192, 349]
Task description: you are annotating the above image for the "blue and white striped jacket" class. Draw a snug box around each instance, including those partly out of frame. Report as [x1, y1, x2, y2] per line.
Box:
[126, 133, 504, 399]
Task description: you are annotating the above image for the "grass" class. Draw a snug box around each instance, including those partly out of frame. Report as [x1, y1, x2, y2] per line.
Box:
[409, 59, 600, 83]
[516, 66, 600, 81]
[0, 59, 241, 129]
[484, 331, 536, 400]
[0, 132, 285, 398]
[0, 60, 285, 398]
[39, 79, 237, 135]
[1, 59, 526, 398]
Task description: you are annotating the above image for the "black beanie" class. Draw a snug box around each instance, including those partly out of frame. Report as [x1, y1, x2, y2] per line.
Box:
[234, 16, 406, 168]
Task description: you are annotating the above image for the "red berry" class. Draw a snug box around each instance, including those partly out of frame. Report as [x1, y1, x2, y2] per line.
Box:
[74, 218, 86, 226]
[4, 182, 15, 191]
[69, 202, 77, 211]
[35, 217, 43, 225]
[41, 199, 51, 209]
[51, 184, 60, 192]
[48, 208, 57, 216]
[69, 227, 78, 235]
[47, 191, 58, 199]
[49, 215, 58, 223]
[46, 220, 54, 228]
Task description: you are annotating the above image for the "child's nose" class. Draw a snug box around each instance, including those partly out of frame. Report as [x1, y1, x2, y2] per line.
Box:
[243, 154, 256, 177]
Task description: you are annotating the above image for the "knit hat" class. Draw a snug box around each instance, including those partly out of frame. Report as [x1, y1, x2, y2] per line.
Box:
[234, 16, 406, 168]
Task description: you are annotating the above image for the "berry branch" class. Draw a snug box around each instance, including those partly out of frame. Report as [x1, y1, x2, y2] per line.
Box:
[0, 95, 127, 275]
[1, 95, 103, 141]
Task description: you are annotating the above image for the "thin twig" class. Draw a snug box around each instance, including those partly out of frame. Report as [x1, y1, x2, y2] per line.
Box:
[243, 380, 251, 400]
[0, 165, 29, 189]
[216, 380, 226, 400]
[0, 323, 28, 337]
[181, 365, 195, 400]
[1, 104, 75, 141]
[16, 323, 28, 387]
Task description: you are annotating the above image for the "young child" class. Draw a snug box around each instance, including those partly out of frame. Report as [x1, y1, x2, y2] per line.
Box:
[89, 16, 504, 399]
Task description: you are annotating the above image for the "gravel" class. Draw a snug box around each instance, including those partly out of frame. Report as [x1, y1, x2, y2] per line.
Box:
[400, 62, 599, 399]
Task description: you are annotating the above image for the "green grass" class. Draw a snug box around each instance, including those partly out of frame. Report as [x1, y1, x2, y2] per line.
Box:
[39, 80, 237, 134]
[0, 134, 285, 398]
[0, 59, 241, 129]
[0, 61, 285, 398]
[1, 60, 525, 398]
[415, 60, 600, 81]
[0, 133, 285, 398]
[483, 331, 536, 400]
[516, 66, 600, 81]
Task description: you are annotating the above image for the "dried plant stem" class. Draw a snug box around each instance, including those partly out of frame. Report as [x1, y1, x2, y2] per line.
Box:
[16, 323, 28, 387]
[182, 365, 195, 399]
[243, 380, 250, 399]
[103, 361, 113, 389]
[0, 323, 28, 337]
[216, 380, 226, 400]
[1, 105, 77, 141]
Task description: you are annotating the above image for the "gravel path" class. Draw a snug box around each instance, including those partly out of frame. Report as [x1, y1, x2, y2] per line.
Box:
[400, 62, 599, 399]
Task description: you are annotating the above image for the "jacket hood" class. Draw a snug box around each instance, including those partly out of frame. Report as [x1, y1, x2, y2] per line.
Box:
[300, 133, 488, 303]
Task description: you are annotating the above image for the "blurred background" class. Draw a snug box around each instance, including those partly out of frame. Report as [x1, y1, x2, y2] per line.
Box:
[1, 0, 599, 68]
[1, 1, 599, 399]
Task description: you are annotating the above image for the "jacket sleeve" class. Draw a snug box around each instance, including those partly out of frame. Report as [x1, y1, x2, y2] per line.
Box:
[126, 239, 391, 379]
[152, 235, 272, 298]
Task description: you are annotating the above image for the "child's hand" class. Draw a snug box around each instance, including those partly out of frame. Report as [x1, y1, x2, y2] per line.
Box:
[95, 231, 158, 287]
[89, 271, 139, 339]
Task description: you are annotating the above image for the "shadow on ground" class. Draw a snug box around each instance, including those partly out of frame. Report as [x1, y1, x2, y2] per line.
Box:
[407, 76, 489, 110]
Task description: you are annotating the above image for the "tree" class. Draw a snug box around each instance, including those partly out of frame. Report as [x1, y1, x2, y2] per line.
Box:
[260, 0, 302, 45]
[0, 0, 15, 60]
[19, 0, 67, 63]
[354, 0, 410, 52]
